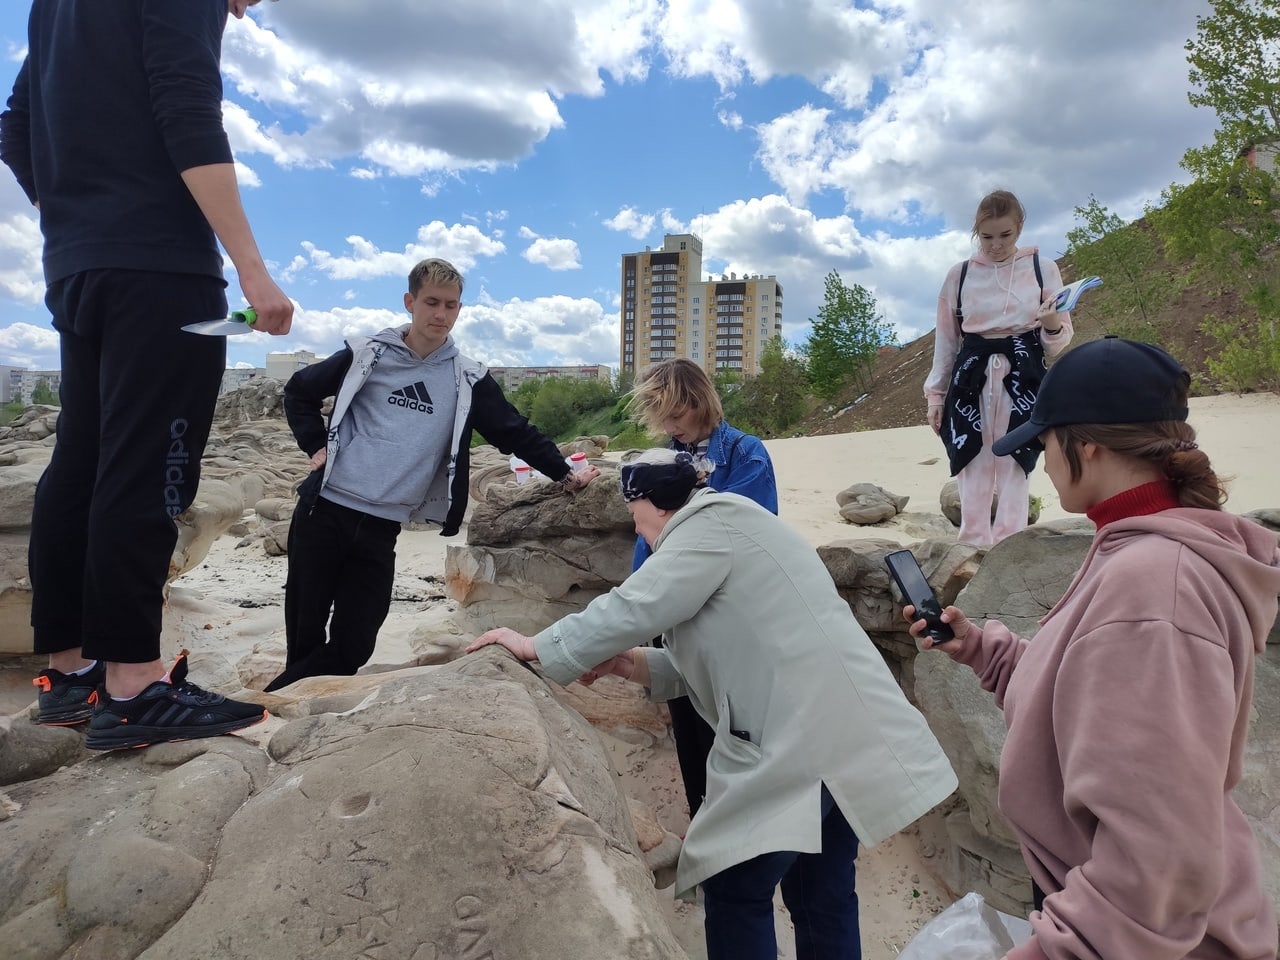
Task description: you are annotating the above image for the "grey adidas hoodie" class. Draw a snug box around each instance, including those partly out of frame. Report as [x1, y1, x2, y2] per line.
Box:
[283, 325, 571, 534]
[321, 328, 459, 523]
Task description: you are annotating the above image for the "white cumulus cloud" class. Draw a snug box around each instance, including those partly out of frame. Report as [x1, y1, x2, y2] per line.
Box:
[0, 321, 59, 367]
[300, 221, 506, 281]
[0, 209, 44, 306]
[523, 237, 582, 271]
[458, 290, 617, 366]
[717, 110, 744, 130]
[603, 205, 656, 239]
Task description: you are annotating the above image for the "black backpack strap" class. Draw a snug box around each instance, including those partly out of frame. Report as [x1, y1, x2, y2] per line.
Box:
[954, 255, 1042, 333]
[953, 259, 970, 331]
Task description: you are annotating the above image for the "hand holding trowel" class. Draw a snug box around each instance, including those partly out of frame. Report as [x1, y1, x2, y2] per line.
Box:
[182, 308, 261, 336]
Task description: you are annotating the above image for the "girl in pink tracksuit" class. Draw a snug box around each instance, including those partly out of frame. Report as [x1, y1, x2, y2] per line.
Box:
[925, 189, 1073, 546]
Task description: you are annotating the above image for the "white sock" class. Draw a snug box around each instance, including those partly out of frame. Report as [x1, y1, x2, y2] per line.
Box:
[110, 668, 168, 703]
[69, 661, 99, 677]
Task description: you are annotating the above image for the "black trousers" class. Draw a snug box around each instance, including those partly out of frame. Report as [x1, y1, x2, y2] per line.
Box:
[667, 694, 718, 817]
[266, 496, 401, 691]
[652, 631, 719, 817]
[29, 269, 226, 662]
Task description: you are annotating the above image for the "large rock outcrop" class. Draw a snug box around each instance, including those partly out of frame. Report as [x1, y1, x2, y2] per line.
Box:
[835, 482, 909, 525]
[0, 534, 30, 656]
[0, 652, 688, 960]
[0, 736, 270, 960]
[211, 377, 287, 425]
[816, 537, 984, 699]
[0, 392, 314, 653]
[0, 409, 59, 652]
[446, 464, 635, 636]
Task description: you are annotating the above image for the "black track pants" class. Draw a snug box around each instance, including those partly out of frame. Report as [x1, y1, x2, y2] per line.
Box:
[29, 269, 226, 662]
[266, 496, 401, 691]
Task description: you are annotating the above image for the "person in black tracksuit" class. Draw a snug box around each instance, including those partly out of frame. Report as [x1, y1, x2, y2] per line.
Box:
[0, 0, 292, 748]
[265, 257, 599, 692]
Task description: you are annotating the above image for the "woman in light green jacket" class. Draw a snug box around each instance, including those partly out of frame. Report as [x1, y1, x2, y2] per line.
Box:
[468, 449, 957, 960]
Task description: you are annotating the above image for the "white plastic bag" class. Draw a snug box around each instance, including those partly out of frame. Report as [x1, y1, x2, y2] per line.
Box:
[897, 892, 1032, 960]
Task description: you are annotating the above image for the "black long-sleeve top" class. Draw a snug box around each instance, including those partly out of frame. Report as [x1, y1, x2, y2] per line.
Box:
[0, 0, 234, 283]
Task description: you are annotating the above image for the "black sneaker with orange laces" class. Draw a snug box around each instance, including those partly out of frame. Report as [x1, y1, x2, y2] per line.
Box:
[32, 661, 104, 725]
[84, 650, 267, 751]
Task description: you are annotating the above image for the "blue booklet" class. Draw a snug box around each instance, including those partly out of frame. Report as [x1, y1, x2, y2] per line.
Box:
[1053, 276, 1103, 312]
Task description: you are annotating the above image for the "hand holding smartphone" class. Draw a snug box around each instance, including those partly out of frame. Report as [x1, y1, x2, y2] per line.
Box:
[884, 550, 955, 650]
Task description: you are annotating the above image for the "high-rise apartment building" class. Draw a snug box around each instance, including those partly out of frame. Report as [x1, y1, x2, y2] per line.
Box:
[619, 233, 783, 377]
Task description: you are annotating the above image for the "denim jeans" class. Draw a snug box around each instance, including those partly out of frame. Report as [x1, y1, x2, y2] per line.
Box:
[701, 786, 861, 960]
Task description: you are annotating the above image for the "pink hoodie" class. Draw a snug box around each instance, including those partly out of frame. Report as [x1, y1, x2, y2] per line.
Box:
[954, 509, 1280, 960]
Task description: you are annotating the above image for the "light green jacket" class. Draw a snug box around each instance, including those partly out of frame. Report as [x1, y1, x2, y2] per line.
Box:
[534, 488, 957, 898]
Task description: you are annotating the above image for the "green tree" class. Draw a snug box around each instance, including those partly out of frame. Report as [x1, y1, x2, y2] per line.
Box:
[567, 377, 613, 414]
[732, 337, 810, 436]
[801, 271, 896, 400]
[1149, 0, 1280, 389]
[0, 398, 25, 425]
[30, 379, 58, 406]
[528, 379, 577, 437]
[1064, 196, 1175, 341]
[1182, 0, 1280, 177]
[506, 377, 545, 418]
[1203, 312, 1280, 390]
[612, 368, 635, 395]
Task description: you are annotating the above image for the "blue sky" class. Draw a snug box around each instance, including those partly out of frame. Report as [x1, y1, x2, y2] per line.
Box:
[0, 0, 1218, 375]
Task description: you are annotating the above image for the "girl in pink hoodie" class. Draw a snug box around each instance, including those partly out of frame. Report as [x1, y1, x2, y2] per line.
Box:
[925, 190, 1073, 547]
[909, 337, 1280, 960]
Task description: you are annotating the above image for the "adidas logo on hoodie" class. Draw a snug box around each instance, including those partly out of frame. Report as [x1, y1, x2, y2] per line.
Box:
[388, 381, 434, 413]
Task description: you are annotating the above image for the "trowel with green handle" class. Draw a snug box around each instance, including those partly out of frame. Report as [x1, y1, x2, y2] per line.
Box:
[181, 308, 258, 335]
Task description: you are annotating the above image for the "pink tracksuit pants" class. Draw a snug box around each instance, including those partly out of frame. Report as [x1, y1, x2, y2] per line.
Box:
[956, 353, 1031, 547]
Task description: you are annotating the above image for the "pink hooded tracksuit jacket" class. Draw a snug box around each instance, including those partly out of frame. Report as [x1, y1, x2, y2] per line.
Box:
[953, 507, 1280, 960]
[925, 247, 1073, 546]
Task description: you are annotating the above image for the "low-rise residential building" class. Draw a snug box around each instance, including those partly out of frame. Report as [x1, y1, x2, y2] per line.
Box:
[488, 364, 612, 393]
[266, 350, 319, 382]
[4, 367, 62, 404]
[0, 365, 18, 403]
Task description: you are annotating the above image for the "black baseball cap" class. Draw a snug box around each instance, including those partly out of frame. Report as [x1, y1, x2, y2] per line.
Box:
[992, 336, 1191, 456]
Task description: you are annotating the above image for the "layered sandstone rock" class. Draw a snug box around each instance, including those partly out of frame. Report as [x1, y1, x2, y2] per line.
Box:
[0, 652, 689, 960]
[446, 462, 635, 636]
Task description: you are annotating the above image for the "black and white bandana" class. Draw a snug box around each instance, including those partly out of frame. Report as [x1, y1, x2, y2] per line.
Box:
[619, 452, 702, 509]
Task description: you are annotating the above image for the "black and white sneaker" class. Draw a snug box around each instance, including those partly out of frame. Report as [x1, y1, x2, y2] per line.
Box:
[32, 661, 104, 725]
[84, 650, 266, 751]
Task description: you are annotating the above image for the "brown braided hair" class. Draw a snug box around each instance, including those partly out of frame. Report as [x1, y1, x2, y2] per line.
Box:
[1050, 381, 1228, 510]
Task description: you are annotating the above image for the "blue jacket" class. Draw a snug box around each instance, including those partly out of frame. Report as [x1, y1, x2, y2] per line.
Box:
[632, 420, 778, 570]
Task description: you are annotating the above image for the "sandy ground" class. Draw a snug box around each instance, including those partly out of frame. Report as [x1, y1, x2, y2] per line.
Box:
[5, 391, 1277, 957]
[769, 391, 1280, 549]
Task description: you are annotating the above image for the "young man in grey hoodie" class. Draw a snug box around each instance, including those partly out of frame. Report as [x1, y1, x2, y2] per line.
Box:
[266, 258, 598, 691]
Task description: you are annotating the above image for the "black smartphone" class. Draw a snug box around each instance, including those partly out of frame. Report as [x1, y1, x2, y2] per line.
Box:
[884, 549, 955, 649]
